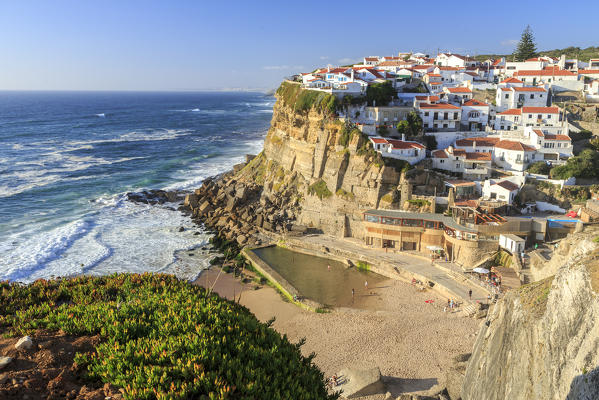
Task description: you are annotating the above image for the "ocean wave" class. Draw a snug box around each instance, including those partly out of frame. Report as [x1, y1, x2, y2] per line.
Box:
[0, 219, 95, 282]
[96, 113, 106, 117]
[66, 128, 192, 146]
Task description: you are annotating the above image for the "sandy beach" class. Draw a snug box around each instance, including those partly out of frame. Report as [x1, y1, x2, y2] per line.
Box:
[194, 267, 481, 398]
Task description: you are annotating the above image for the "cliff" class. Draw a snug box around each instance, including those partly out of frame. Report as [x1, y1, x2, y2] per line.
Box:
[185, 82, 406, 243]
[460, 227, 599, 400]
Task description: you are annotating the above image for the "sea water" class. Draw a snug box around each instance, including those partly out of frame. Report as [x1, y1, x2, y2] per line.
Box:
[0, 91, 273, 282]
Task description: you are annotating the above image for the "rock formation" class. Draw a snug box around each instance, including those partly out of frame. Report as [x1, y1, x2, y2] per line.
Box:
[459, 227, 599, 400]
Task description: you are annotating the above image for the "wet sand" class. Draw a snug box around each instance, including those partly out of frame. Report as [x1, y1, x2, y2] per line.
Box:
[194, 267, 480, 398]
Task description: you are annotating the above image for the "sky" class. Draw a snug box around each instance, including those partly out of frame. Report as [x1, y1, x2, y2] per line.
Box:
[1, 0, 598, 91]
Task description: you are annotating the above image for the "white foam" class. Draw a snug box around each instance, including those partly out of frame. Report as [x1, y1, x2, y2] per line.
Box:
[0, 219, 95, 282]
[96, 113, 105, 117]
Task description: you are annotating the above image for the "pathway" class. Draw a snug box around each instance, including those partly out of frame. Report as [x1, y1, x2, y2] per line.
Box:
[298, 234, 489, 304]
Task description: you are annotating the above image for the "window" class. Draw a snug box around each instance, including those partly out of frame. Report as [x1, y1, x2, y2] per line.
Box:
[424, 112, 429, 117]
[444, 112, 448, 120]
[424, 123, 429, 128]
[528, 114, 533, 118]
[505, 94, 509, 99]
[537, 114, 542, 120]
[440, 159, 445, 163]
[530, 94, 534, 99]
[425, 221, 436, 229]
[456, 163, 461, 168]
[382, 217, 399, 225]
[434, 112, 439, 119]
[402, 219, 422, 227]
[365, 214, 380, 223]
[469, 111, 480, 118]
[453, 112, 458, 119]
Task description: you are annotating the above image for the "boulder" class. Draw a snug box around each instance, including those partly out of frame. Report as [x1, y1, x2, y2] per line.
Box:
[199, 200, 213, 214]
[15, 336, 33, 351]
[237, 235, 247, 245]
[0, 356, 12, 370]
[184, 194, 199, 208]
[335, 367, 385, 399]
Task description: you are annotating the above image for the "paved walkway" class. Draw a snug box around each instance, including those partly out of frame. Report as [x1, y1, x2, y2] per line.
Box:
[298, 234, 489, 304]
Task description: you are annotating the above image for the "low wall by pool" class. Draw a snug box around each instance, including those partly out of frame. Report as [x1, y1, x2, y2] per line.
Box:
[243, 245, 386, 309]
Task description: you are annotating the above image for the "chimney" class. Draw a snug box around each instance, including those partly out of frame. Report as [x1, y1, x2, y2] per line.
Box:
[448, 145, 454, 154]
[473, 140, 477, 151]
[402, 133, 406, 142]
[327, 66, 331, 73]
[351, 69, 354, 81]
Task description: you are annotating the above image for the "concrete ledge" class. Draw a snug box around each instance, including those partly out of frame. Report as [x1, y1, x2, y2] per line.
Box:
[241, 246, 323, 312]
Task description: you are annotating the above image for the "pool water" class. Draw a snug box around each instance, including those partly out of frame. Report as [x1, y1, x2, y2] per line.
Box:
[251, 246, 387, 307]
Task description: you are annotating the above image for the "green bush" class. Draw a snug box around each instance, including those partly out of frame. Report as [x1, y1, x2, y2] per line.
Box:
[308, 180, 333, 199]
[356, 261, 370, 272]
[527, 161, 551, 175]
[550, 149, 599, 179]
[570, 129, 593, 141]
[366, 81, 395, 106]
[0, 274, 337, 400]
[276, 81, 338, 115]
[335, 188, 355, 200]
[407, 199, 430, 207]
[422, 134, 437, 150]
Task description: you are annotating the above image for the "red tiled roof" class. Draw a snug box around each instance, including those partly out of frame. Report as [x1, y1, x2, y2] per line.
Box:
[412, 65, 432, 70]
[365, 57, 379, 61]
[494, 140, 536, 152]
[430, 82, 442, 85]
[378, 60, 412, 67]
[514, 67, 576, 77]
[544, 134, 571, 141]
[512, 86, 547, 92]
[497, 109, 522, 116]
[455, 137, 500, 147]
[370, 138, 388, 144]
[501, 77, 524, 84]
[419, 103, 460, 109]
[533, 129, 545, 137]
[494, 181, 520, 191]
[463, 99, 489, 107]
[387, 139, 425, 149]
[521, 106, 559, 114]
[579, 69, 599, 74]
[464, 152, 492, 161]
[432, 149, 448, 158]
[445, 180, 476, 187]
[446, 87, 472, 93]
[437, 66, 461, 71]
[427, 73, 442, 77]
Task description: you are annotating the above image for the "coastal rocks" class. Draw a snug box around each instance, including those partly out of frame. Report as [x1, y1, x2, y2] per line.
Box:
[127, 189, 185, 205]
[335, 367, 386, 399]
[15, 336, 33, 352]
[0, 357, 12, 370]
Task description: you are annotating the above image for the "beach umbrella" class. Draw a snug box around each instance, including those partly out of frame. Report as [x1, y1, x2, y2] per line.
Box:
[473, 267, 490, 274]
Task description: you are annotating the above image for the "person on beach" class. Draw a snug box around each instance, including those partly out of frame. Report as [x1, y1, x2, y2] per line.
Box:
[447, 298, 450, 309]
[364, 281, 368, 291]
[469, 289, 472, 300]
[327, 264, 330, 271]
[352, 288, 355, 298]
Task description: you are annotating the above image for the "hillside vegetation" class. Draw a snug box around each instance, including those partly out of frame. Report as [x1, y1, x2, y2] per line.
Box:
[276, 81, 338, 115]
[474, 45, 599, 62]
[0, 274, 336, 400]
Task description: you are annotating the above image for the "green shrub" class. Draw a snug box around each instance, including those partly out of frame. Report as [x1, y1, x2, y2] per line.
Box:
[527, 161, 551, 175]
[356, 261, 370, 271]
[0, 274, 337, 400]
[335, 188, 355, 200]
[308, 180, 333, 199]
[570, 129, 592, 141]
[276, 81, 338, 115]
[407, 199, 430, 207]
[550, 149, 599, 179]
[366, 81, 395, 106]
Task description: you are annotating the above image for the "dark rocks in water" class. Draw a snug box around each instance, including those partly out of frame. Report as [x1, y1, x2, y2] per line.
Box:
[194, 232, 202, 236]
[188, 253, 194, 256]
[126, 189, 187, 205]
[178, 226, 185, 232]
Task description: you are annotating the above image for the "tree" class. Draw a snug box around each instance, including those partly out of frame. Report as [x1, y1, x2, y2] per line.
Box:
[422, 134, 438, 150]
[366, 81, 395, 106]
[396, 111, 423, 137]
[514, 25, 537, 61]
[526, 161, 551, 175]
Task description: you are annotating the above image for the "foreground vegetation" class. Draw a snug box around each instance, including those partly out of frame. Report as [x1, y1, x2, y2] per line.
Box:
[0, 274, 337, 400]
[276, 81, 338, 115]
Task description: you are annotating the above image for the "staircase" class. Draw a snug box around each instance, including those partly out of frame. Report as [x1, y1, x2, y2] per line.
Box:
[461, 303, 478, 317]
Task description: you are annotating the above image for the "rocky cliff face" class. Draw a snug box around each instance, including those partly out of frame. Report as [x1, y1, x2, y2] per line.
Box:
[460, 227, 599, 400]
[261, 94, 401, 237]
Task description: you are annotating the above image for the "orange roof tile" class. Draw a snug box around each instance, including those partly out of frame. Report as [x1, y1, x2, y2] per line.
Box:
[512, 86, 547, 92]
[419, 103, 460, 110]
[544, 134, 571, 141]
[500, 77, 524, 84]
[387, 139, 425, 149]
[446, 87, 472, 93]
[463, 99, 489, 107]
[455, 137, 500, 147]
[521, 106, 559, 113]
[497, 109, 522, 116]
[433, 149, 448, 158]
[494, 140, 536, 152]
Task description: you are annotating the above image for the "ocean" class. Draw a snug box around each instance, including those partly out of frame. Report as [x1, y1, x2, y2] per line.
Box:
[0, 91, 273, 282]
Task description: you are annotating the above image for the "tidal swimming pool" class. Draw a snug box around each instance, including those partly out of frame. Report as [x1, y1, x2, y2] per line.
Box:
[250, 246, 387, 307]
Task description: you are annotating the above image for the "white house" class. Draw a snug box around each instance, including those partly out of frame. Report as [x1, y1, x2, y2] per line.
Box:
[369, 137, 426, 164]
[495, 86, 548, 111]
[493, 140, 538, 171]
[435, 53, 477, 68]
[514, 66, 578, 86]
[364, 57, 380, 66]
[498, 77, 524, 89]
[411, 65, 435, 78]
[495, 108, 523, 130]
[418, 103, 462, 132]
[434, 66, 463, 83]
[483, 179, 521, 205]
[428, 81, 444, 93]
[525, 127, 573, 158]
[499, 234, 526, 254]
[504, 60, 546, 77]
[454, 136, 499, 154]
[460, 99, 490, 131]
[443, 86, 473, 105]
[495, 106, 560, 130]
[432, 146, 492, 179]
